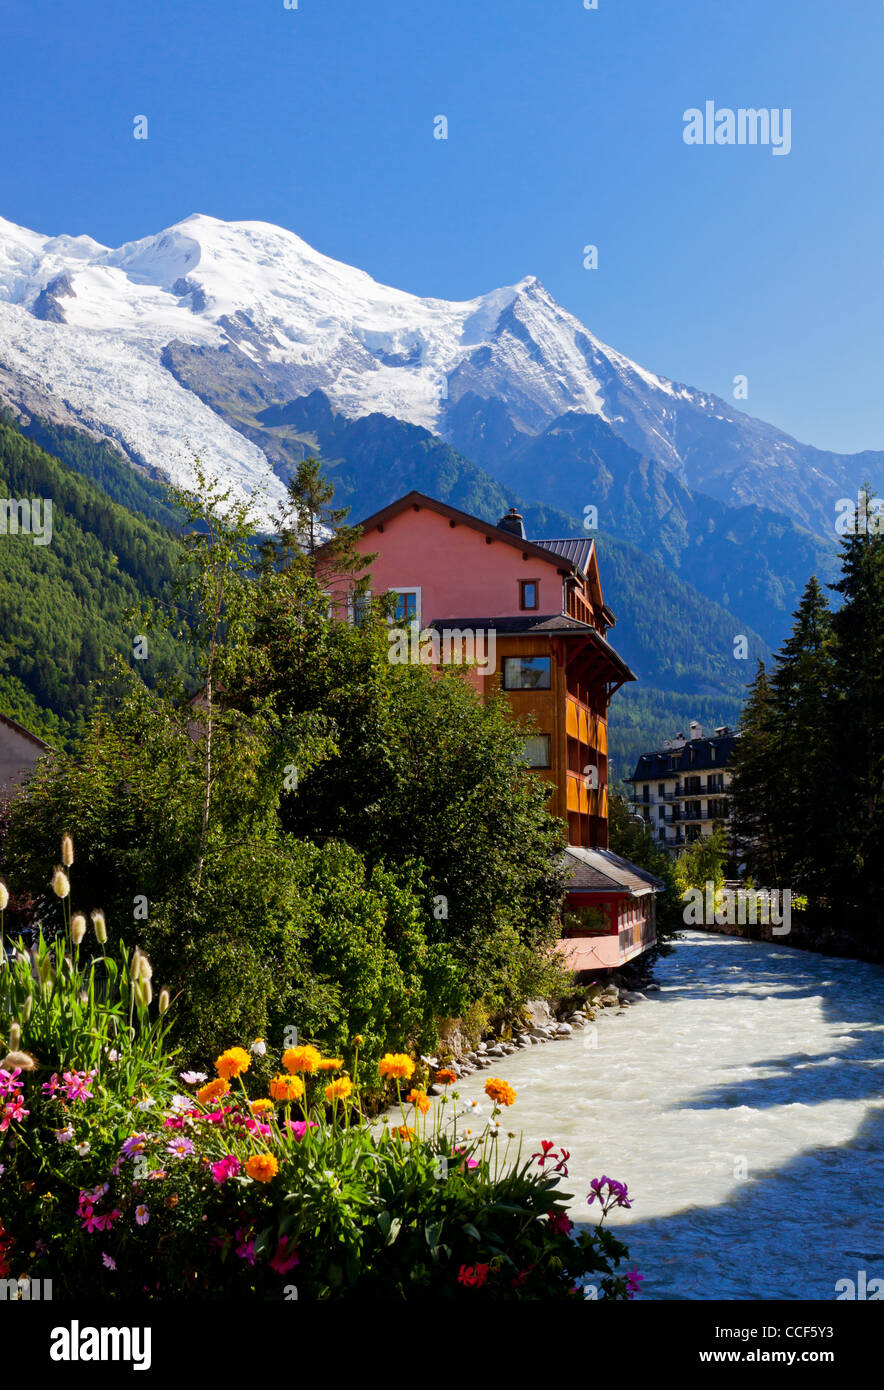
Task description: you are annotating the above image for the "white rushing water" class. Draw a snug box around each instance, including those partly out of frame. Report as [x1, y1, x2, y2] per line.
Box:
[447, 930, 884, 1300]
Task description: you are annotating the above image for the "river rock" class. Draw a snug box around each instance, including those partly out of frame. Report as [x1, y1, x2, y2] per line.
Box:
[488, 1044, 506, 1057]
[516, 1034, 532, 1047]
[524, 999, 553, 1027]
[555, 1022, 573, 1037]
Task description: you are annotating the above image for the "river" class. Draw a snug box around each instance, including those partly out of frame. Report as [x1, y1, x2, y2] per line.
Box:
[447, 930, 884, 1299]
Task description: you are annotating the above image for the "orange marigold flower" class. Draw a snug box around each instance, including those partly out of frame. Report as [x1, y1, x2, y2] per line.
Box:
[407, 1088, 432, 1115]
[324, 1076, 353, 1103]
[269, 1074, 305, 1102]
[378, 1053, 415, 1081]
[392, 1125, 415, 1141]
[318, 1057, 344, 1071]
[282, 1045, 322, 1075]
[484, 1078, 517, 1107]
[250, 1098, 273, 1114]
[245, 1153, 279, 1183]
[197, 1078, 230, 1105]
[215, 1047, 251, 1080]
[435, 1068, 457, 1086]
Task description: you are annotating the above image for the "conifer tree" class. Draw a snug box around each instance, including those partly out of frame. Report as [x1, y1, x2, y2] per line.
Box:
[828, 491, 884, 921]
[768, 576, 835, 902]
[265, 455, 374, 587]
[730, 661, 786, 884]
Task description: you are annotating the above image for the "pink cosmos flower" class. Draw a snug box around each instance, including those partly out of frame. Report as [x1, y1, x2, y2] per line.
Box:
[135, 1205, 150, 1226]
[102, 1253, 116, 1270]
[120, 1133, 149, 1159]
[179, 1071, 207, 1085]
[165, 1136, 194, 1158]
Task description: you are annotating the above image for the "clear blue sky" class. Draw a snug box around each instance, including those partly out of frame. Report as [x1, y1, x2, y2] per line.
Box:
[3, 0, 883, 453]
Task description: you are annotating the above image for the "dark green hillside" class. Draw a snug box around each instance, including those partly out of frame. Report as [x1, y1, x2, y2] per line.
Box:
[4, 410, 182, 530]
[0, 419, 189, 745]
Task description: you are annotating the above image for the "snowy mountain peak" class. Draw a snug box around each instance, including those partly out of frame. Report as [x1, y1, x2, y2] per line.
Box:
[1, 210, 875, 538]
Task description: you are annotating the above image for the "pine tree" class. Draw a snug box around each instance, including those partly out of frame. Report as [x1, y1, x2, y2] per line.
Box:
[729, 661, 786, 885]
[828, 491, 884, 922]
[265, 455, 374, 587]
[768, 576, 835, 903]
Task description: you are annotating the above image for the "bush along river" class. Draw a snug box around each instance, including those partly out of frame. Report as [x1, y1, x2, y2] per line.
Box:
[437, 929, 884, 1300]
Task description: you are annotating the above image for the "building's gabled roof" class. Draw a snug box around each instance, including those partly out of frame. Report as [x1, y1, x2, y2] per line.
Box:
[562, 845, 665, 896]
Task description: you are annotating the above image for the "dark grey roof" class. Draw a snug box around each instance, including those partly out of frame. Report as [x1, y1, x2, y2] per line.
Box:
[627, 732, 738, 781]
[533, 538, 595, 575]
[562, 846, 665, 895]
[424, 615, 636, 681]
[426, 613, 595, 634]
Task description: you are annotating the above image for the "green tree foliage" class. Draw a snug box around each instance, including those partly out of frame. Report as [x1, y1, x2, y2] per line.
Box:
[672, 824, 728, 898]
[767, 576, 835, 900]
[3, 458, 569, 1063]
[607, 791, 683, 945]
[0, 418, 189, 746]
[731, 507, 884, 939]
[730, 662, 787, 885]
[828, 500, 884, 918]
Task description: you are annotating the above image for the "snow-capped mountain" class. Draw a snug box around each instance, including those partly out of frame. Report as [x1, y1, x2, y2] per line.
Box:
[0, 211, 880, 534]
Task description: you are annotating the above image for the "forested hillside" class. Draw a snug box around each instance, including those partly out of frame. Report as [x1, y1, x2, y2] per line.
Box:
[0, 417, 189, 745]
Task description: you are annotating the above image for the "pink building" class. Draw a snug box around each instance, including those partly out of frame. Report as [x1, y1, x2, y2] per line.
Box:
[334, 490, 662, 972]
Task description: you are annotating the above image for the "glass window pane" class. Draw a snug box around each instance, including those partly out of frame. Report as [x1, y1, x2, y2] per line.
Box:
[523, 734, 550, 767]
[394, 591, 418, 622]
[502, 656, 550, 689]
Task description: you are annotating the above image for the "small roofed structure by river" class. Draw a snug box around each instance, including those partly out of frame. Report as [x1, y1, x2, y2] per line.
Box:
[558, 846, 663, 973]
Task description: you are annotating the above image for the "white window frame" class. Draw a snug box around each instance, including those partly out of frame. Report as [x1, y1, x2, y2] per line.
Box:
[388, 585, 421, 627]
[347, 588, 372, 624]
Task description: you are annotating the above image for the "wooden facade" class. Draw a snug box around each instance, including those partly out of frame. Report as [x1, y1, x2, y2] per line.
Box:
[340, 491, 635, 851]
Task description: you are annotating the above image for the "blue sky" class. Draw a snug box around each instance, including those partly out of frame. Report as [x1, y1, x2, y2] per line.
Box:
[3, 0, 882, 453]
